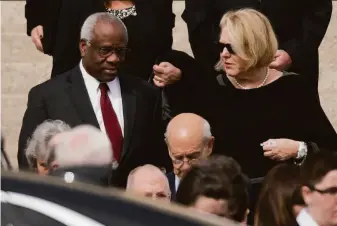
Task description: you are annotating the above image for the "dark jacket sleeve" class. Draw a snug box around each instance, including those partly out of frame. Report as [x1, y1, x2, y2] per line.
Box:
[157, 50, 215, 118]
[303, 0, 332, 51]
[304, 84, 337, 150]
[280, 0, 332, 69]
[151, 88, 172, 172]
[182, 0, 219, 74]
[18, 86, 48, 169]
[155, 0, 175, 50]
[25, 0, 48, 36]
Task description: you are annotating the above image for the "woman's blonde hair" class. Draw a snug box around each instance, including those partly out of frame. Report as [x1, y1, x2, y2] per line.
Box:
[215, 8, 278, 71]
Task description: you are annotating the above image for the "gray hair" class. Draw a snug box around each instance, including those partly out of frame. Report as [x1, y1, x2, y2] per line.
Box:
[80, 12, 128, 43]
[164, 118, 212, 141]
[25, 120, 71, 169]
[53, 125, 114, 168]
[126, 164, 168, 190]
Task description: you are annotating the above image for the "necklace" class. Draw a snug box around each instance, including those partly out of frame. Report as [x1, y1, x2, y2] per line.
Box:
[106, 5, 137, 19]
[232, 68, 269, 89]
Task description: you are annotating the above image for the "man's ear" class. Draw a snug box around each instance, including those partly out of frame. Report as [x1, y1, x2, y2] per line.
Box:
[205, 136, 214, 156]
[79, 39, 88, 57]
[50, 161, 59, 171]
[242, 209, 250, 224]
[301, 186, 312, 205]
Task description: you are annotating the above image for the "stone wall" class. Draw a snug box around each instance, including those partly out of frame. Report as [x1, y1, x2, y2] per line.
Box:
[1, 1, 337, 168]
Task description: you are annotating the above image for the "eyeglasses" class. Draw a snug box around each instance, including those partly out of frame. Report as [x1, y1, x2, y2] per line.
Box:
[308, 184, 337, 195]
[85, 40, 129, 58]
[218, 42, 235, 55]
[169, 150, 203, 167]
[171, 158, 199, 167]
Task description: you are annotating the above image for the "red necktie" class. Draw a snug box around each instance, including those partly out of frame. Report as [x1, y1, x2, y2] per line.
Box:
[99, 83, 123, 162]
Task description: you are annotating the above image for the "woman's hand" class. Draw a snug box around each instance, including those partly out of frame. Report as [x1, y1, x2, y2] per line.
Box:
[31, 25, 44, 52]
[153, 62, 182, 87]
[261, 138, 299, 161]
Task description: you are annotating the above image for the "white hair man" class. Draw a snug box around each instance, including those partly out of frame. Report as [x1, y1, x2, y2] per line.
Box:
[25, 120, 71, 175]
[18, 11, 171, 188]
[126, 164, 171, 202]
[48, 124, 115, 186]
[80, 12, 128, 43]
[164, 113, 214, 200]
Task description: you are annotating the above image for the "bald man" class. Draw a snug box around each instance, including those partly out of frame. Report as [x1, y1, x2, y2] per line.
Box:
[126, 164, 171, 202]
[164, 113, 214, 200]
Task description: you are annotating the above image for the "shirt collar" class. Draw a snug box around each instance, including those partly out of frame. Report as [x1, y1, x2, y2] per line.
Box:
[175, 174, 180, 192]
[80, 60, 100, 92]
[296, 208, 319, 226]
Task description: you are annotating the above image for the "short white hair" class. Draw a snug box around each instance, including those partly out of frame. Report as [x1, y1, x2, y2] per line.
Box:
[25, 120, 71, 169]
[53, 125, 114, 168]
[164, 118, 212, 141]
[80, 12, 128, 42]
[126, 164, 168, 190]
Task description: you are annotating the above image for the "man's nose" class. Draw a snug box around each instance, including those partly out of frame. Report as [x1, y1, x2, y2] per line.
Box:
[106, 52, 120, 63]
[180, 161, 192, 170]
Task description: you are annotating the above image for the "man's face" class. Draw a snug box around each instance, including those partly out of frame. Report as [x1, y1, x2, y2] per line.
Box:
[80, 21, 128, 82]
[167, 138, 211, 179]
[303, 170, 337, 226]
[132, 172, 171, 202]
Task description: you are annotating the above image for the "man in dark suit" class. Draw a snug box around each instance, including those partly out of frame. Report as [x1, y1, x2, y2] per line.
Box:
[164, 113, 214, 200]
[182, 0, 332, 96]
[18, 12, 171, 187]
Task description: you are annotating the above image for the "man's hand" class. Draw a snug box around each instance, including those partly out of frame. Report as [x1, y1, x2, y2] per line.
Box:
[31, 25, 44, 52]
[153, 62, 182, 88]
[269, 50, 292, 71]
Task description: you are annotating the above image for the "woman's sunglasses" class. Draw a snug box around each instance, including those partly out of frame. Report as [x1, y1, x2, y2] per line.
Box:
[217, 42, 235, 55]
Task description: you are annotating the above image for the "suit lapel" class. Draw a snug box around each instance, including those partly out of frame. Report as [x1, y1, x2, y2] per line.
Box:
[119, 75, 137, 161]
[167, 172, 177, 200]
[67, 66, 100, 129]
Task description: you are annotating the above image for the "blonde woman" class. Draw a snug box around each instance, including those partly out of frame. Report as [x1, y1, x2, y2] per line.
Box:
[201, 8, 337, 222]
[205, 9, 337, 223]
[208, 7, 337, 176]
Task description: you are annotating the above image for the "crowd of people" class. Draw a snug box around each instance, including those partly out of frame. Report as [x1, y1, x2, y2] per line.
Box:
[4, 0, 337, 225]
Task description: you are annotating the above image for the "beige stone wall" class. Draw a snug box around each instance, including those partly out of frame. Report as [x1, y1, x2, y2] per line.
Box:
[1, 1, 337, 168]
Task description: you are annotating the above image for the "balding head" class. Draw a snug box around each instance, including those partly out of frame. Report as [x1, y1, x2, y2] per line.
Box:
[165, 113, 214, 179]
[126, 165, 171, 202]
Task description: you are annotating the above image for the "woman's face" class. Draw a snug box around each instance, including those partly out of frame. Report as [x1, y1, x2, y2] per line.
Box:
[219, 28, 247, 77]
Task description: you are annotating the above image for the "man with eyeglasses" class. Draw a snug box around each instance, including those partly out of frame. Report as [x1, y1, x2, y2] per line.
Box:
[297, 149, 337, 226]
[18, 12, 171, 188]
[164, 113, 214, 200]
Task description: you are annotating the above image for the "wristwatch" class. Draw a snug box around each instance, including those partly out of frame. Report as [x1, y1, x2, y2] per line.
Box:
[296, 142, 308, 160]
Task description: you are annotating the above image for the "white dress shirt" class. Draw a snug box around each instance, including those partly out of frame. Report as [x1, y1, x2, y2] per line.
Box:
[175, 175, 180, 192]
[80, 61, 124, 136]
[296, 208, 319, 226]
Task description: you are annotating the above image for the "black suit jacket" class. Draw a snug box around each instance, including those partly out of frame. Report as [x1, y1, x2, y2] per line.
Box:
[183, 0, 332, 90]
[18, 66, 171, 187]
[166, 172, 176, 201]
